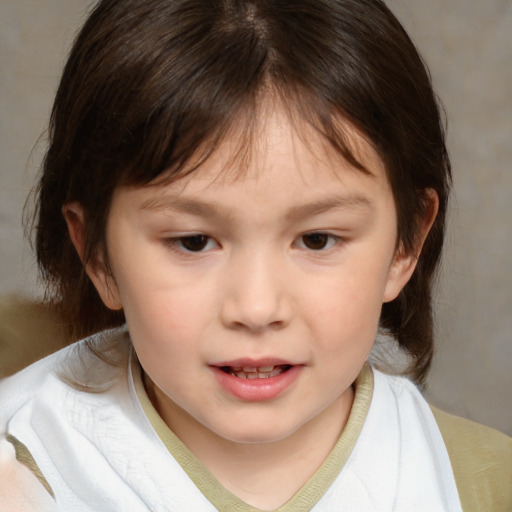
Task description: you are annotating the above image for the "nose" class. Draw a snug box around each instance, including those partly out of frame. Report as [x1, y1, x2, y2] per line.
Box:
[220, 250, 292, 333]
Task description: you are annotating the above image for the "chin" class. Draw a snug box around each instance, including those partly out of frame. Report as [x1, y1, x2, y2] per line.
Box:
[211, 420, 301, 445]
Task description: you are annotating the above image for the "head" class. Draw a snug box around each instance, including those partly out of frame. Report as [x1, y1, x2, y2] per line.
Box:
[34, 0, 450, 387]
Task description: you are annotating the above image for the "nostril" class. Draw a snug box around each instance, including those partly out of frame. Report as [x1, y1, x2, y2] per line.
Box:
[219, 282, 292, 332]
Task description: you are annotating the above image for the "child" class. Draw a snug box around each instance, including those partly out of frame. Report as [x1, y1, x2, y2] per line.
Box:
[1, 0, 510, 510]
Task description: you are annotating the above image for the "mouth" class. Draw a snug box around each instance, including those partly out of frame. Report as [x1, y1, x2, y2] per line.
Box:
[212, 361, 301, 400]
[219, 364, 292, 379]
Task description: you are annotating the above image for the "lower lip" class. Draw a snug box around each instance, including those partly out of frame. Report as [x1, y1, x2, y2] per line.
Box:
[211, 365, 302, 402]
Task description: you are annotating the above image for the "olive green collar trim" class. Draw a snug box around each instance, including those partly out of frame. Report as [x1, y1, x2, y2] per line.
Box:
[133, 362, 373, 512]
[6, 434, 55, 498]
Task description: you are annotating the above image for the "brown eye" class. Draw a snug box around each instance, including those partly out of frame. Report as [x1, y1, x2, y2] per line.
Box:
[180, 235, 210, 252]
[301, 233, 331, 250]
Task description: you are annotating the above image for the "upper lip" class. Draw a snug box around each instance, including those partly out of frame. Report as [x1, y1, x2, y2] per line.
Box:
[211, 358, 296, 368]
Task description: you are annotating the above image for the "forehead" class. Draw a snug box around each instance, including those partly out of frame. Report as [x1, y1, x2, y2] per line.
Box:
[115, 105, 393, 217]
[154, 104, 387, 192]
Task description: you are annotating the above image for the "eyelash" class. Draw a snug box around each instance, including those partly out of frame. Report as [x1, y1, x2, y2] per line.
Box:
[163, 232, 342, 254]
[163, 234, 218, 253]
[296, 232, 342, 251]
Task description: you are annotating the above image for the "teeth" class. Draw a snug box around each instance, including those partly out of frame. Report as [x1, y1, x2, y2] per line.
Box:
[229, 365, 287, 379]
[239, 366, 279, 373]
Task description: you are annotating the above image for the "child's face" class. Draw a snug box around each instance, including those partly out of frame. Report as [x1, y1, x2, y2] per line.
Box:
[87, 109, 418, 445]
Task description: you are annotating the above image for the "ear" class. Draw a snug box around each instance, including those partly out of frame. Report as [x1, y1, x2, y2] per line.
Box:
[62, 202, 123, 311]
[383, 189, 439, 303]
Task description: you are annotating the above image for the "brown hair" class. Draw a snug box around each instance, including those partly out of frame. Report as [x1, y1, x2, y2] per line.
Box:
[32, 0, 450, 385]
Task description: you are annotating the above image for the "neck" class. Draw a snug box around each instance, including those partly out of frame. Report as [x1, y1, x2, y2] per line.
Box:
[145, 376, 354, 510]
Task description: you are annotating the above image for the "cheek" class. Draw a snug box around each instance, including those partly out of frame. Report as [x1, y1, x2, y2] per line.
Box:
[116, 271, 222, 372]
[109, 243, 214, 331]
[307, 265, 388, 321]
[304, 264, 389, 355]
[123, 287, 208, 346]
[127, 295, 201, 386]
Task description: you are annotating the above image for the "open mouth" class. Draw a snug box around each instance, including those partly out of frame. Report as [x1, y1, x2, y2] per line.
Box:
[220, 364, 292, 379]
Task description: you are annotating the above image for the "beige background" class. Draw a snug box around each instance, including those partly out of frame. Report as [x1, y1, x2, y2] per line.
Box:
[0, 1, 511, 435]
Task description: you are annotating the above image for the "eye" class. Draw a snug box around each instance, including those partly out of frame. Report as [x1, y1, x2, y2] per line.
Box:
[166, 235, 218, 252]
[298, 232, 339, 251]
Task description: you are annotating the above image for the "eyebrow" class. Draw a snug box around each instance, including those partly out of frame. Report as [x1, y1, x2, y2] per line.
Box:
[140, 194, 373, 221]
[285, 195, 374, 222]
[141, 196, 224, 218]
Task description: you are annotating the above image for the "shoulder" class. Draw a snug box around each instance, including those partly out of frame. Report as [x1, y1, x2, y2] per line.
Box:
[0, 346, 64, 430]
[431, 406, 512, 512]
[371, 369, 512, 510]
[0, 326, 130, 431]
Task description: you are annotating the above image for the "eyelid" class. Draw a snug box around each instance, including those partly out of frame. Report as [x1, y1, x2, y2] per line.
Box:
[295, 231, 344, 251]
[162, 234, 219, 253]
[161, 231, 345, 254]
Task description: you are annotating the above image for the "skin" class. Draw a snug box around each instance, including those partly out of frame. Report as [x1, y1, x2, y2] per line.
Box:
[0, 438, 57, 512]
[64, 107, 437, 509]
